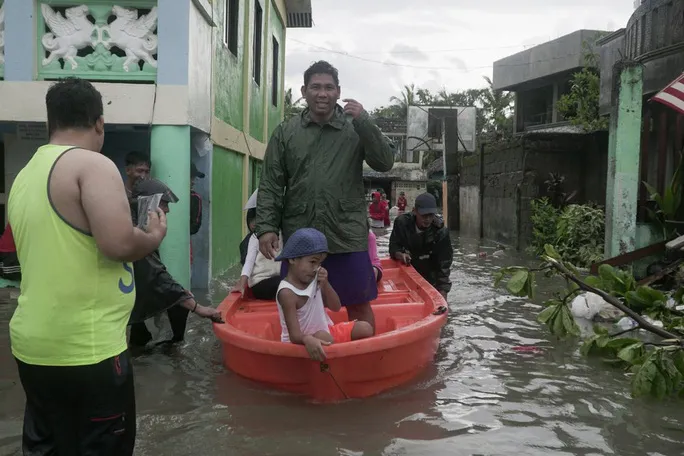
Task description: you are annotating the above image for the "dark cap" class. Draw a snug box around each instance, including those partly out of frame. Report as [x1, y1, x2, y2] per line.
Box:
[415, 193, 438, 215]
[191, 163, 205, 179]
[132, 178, 179, 203]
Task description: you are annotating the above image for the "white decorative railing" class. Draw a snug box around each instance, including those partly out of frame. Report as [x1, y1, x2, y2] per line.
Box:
[37, 1, 158, 81]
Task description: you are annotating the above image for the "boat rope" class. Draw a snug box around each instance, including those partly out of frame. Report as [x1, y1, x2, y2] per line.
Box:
[320, 362, 349, 400]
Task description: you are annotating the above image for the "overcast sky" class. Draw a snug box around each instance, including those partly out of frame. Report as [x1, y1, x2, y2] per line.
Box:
[284, 0, 635, 110]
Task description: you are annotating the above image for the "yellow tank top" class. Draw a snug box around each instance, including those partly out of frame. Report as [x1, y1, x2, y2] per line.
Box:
[8, 145, 135, 366]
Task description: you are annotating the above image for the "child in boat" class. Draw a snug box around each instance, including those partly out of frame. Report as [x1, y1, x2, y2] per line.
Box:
[275, 228, 374, 361]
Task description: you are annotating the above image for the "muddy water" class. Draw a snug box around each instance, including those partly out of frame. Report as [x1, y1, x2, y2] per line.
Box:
[2, 231, 684, 455]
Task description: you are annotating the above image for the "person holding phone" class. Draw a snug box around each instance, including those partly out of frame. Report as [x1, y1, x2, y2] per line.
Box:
[127, 178, 223, 347]
[256, 60, 395, 333]
[389, 193, 453, 300]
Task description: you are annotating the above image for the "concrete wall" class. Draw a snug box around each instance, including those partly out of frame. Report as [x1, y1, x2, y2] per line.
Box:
[493, 30, 608, 91]
[188, 1, 213, 133]
[459, 133, 608, 247]
[597, 30, 626, 116]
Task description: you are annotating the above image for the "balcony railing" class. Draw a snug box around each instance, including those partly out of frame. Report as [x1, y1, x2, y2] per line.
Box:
[37, 0, 158, 81]
[0, 0, 5, 79]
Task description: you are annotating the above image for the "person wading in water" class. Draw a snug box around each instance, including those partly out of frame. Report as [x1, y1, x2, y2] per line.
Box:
[8, 77, 167, 455]
[256, 60, 395, 332]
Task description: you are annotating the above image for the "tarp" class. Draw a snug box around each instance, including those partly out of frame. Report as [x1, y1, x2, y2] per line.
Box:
[652, 72, 684, 114]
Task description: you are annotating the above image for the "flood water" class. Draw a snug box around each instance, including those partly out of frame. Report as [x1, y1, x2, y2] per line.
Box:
[2, 230, 684, 455]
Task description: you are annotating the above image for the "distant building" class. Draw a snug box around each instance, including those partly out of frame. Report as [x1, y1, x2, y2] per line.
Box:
[493, 30, 609, 134]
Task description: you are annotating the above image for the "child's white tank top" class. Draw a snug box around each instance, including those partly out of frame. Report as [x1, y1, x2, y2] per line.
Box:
[276, 278, 332, 343]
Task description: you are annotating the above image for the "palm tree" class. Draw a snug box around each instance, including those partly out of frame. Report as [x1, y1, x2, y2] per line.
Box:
[284, 88, 304, 120]
[481, 76, 514, 134]
[389, 84, 416, 120]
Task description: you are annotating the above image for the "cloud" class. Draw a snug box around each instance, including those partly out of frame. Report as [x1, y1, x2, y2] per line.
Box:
[285, 0, 635, 110]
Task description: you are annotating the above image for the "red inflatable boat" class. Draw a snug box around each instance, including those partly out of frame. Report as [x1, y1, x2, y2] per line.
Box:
[212, 259, 448, 402]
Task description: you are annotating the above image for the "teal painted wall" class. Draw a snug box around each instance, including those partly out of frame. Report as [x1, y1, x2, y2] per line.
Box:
[267, 2, 285, 136]
[248, 0, 266, 141]
[211, 145, 244, 275]
[214, 0, 245, 130]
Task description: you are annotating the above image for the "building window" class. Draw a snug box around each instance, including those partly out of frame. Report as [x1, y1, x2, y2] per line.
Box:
[271, 36, 280, 106]
[252, 0, 263, 85]
[224, 0, 239, 56]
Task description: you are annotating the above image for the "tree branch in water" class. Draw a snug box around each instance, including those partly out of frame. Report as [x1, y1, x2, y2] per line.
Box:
[547, 258, 682, 342]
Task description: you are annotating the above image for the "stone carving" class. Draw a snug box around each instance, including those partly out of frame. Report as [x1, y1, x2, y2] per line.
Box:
[41, 4, 95, 70]
[0, 3, 6, 66]
[103, 6, 158, 72]
[39, 4, 158, 74]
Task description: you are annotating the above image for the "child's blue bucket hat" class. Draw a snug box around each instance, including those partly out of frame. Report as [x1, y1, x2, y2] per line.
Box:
[275, 228, 328, 261]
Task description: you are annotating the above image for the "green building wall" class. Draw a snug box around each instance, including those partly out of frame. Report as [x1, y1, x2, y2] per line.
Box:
[209, 0, 286, 280]
[211, 146, 244, 276]
[213, 0, 245, 130]
[267, 2, 285, 136]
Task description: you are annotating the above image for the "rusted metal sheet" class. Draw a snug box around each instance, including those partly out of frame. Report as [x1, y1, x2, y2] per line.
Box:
[590, 240, 667, 274]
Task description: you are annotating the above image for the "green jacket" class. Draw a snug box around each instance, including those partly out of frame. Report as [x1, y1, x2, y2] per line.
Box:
[256, 106, 396, 254]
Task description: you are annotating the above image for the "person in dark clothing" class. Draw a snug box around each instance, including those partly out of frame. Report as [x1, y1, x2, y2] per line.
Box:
[190, 163, 204, 235]
[124, 151, 151, 200]
[389, 193, 453, 300]
[128, 178, 222, 347]
[189, 163, 205, 265]
[240, 208, 257, 265]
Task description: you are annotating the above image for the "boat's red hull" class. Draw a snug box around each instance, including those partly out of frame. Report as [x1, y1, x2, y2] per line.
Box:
[213, 259, 447, 402]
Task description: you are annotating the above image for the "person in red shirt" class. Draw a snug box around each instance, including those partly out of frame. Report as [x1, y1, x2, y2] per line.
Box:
[368, 191, 385, 228]
[397, 191, 407, 213]
[0, 223, 21, 281]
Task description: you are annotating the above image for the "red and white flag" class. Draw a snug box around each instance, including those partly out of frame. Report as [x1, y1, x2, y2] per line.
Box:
[652, 72, 684, 114]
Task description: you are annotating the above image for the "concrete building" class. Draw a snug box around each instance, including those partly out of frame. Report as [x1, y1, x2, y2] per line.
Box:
[598, 0, 684, 258]
[0, 0, 312, 289]
[493, 30, 608, 134]
[463, 31, 611, 248]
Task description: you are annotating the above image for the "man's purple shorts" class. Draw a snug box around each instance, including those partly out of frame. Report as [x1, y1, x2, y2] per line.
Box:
[280, 251, 378, 306]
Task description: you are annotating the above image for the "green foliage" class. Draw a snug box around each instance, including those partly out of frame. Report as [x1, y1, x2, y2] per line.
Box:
[555, 205, 605, 267]
[556, 38, 608, 132]
[529, 199, 604, 268]
[584, 264, 636, 297]
[643, 154, 684, 239]
[557, 68, 607, 132]
[538, 299, 581, 337]
[493, 244, 684, 400]
[529, 198, 560, 257]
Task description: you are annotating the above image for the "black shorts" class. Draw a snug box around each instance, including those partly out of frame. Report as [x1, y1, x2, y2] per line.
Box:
[15, 350, 136, 456]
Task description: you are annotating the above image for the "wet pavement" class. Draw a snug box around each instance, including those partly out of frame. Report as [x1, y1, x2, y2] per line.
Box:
[2, 230, 684, 455]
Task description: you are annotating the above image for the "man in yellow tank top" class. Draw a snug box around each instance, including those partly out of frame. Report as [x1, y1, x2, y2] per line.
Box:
[8, 77, 167, 455]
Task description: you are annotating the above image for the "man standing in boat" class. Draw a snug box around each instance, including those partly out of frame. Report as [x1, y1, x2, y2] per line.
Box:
[256, 60, 395, 332]
[389, 193, 453, 300]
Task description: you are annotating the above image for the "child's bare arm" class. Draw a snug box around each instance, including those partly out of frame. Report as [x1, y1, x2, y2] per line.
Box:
[320, 283, 341, 311]
[317, 268, 341, 311]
